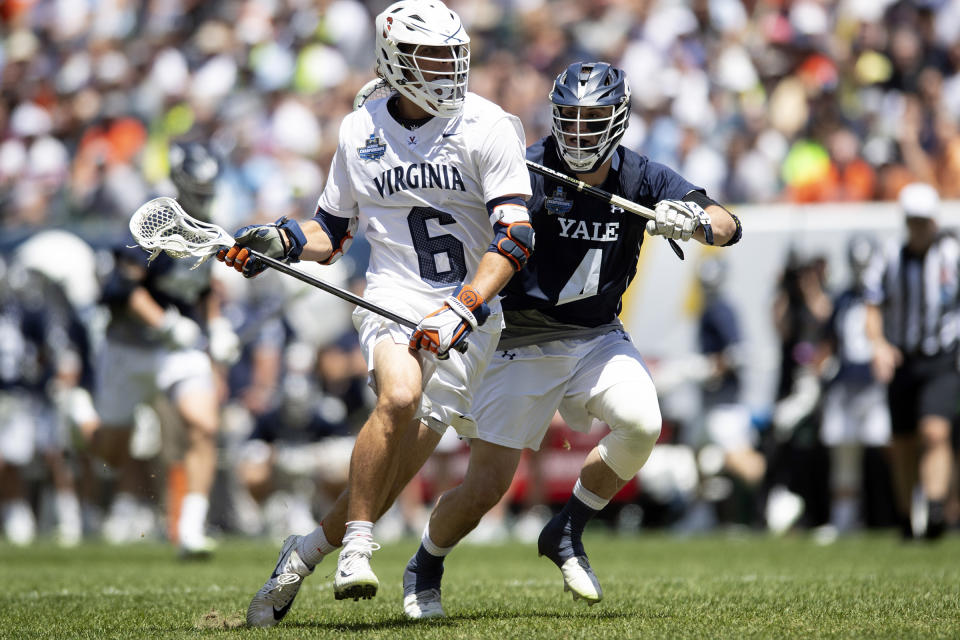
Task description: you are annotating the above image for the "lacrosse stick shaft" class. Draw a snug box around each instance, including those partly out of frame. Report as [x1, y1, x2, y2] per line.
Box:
[525, 160, 684, 260]
[249, 251, 417, 330]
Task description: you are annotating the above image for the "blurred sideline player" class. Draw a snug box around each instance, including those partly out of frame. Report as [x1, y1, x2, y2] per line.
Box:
[94, 142, 239, 556]
[865, 183, 959, 540]
[814, 235, 891, 540]
[401, 62, 741, 618]
[219, 0, 532, 626]
[694, 257, 766, 517]
[0, 259, 91, 546]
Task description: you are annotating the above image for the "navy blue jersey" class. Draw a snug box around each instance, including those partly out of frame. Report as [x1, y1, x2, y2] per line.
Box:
[103, 244, 212, 343]
[698, 297, 742, 402]
[501, 137, 701, 327]
[825, 288, 875, 385]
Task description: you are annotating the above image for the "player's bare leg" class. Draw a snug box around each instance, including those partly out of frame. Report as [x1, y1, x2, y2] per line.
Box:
[918, 416, 952, 539]
[247, 420, 442, 627]
[403, 440, 522, 619]
[334, 340, 424, 601]
[175, 387, 219, 557]
[890, 434, 919, 538]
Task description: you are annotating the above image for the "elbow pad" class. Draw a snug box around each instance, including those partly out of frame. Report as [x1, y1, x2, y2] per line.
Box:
[486, 196, 534, 270]
[312, 207, 357, 265]
[490, 220, 535, 270]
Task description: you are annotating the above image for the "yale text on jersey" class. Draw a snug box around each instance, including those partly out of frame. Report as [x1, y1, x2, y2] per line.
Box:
[374, 162, 466, 197]
[557, 217, 620, 241]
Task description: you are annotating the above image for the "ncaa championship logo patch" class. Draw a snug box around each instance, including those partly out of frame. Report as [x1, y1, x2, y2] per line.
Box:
[358, 134, 387, 161]
[545, 186, 573, 216]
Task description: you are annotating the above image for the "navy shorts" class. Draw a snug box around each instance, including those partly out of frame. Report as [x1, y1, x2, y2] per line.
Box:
[888, 351, 960, 435]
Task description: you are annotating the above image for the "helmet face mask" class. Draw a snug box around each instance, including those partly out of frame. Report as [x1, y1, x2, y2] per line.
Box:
[550, 62, 631, 174]
[376, 1, 470, 118]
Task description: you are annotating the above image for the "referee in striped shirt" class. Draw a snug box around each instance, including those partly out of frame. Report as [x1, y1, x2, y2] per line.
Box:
[864, 182, 959, 540]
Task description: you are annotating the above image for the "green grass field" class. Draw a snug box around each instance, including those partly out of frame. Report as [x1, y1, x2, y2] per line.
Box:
[3, 531, 960, 639]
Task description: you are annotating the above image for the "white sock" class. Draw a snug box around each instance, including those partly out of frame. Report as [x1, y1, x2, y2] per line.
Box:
[55, 491, 82, 537]
[178, 492, 209, 543]
[573, 478, 610, 511]
[421, 523, 454, 557]
[831, 496, 859, 533]
[110, 492, 138, 518]
[298, 523, 339, 567]
[342, 520, 374, 547]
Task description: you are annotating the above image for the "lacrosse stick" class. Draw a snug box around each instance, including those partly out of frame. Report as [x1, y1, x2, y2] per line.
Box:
[525, 161, 685, 260]
[129, 197, 419, 331]
[351, 79, 685, 260]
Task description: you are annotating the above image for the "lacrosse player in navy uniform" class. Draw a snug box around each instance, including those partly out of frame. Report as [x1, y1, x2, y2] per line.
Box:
[221, 0, 533, 627]
[95, 143, 238, 557]
[400, 62, 742, 618]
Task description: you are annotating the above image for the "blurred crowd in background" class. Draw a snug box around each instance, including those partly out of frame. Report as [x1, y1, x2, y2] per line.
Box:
[2, 0, 960, 547]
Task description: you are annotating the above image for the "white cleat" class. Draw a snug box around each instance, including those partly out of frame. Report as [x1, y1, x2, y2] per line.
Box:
[403, 588, 445, 619]
[559, 556, 603, 605]
[247, 535, 314, 628]
[334, 541, 380, 601]
[178, 535, 218, 560]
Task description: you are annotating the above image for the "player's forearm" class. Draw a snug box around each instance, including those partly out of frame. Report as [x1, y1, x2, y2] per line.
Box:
[467, 252, 517, 302]
[297, 219, 335, 263]
[128, 286, 168, 329]
[864, 304, 884, 345]
[693, 205, 738, 246]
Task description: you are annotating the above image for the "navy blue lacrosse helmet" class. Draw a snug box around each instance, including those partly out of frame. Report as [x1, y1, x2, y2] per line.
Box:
[169, 142, 220, 220]
[549, 62, 631, 174]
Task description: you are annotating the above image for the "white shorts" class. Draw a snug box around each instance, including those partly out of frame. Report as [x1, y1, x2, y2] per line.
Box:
[820, 381, 891, 447]
[94, 341, 214, 427]
[0, 392, 36, 465]
[473, 328, 656, 450]
[352, 293, 502, 439]
[703, 403, 755, 452]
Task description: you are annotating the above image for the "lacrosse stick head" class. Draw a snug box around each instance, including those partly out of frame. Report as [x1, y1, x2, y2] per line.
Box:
[353, 78, 396, 111]
[129, 197, 234, 269]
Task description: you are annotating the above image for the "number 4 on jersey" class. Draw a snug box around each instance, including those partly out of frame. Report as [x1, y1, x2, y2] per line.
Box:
[556, 248, 602, 305]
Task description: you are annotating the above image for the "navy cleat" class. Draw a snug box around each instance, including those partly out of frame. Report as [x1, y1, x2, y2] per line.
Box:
[402, 547, 446, 619]
[538, 513, 603, 605]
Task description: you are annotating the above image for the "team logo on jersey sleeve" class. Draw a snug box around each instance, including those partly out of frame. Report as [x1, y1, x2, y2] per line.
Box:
[545, 186, 573, 216]
[358, 134, 387, 161]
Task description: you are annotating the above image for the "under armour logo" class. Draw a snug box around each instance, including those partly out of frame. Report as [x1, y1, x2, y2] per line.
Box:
[500, 350, 517, 360]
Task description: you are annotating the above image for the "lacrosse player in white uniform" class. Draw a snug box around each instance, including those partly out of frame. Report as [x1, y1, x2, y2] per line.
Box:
[400, 62, 742, 618]
[220, 0, 533, 627]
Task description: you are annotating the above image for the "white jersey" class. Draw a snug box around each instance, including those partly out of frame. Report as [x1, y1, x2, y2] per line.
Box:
[316, 91, 531, 316]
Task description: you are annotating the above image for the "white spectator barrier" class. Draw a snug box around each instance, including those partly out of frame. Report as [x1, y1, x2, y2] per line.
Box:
[620, 200, 960, 415]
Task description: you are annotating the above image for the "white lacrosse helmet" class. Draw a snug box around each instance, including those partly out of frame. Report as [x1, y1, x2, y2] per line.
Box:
[375, 0, 470, 118]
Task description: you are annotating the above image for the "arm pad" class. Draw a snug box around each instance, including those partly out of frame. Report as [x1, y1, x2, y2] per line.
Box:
[490, 221, 535, 270]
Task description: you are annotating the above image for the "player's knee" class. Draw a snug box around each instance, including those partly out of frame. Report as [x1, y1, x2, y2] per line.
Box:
[375, 385, 421, 422]
[605, 398, 662, 448]
[596, 396, 662, 481]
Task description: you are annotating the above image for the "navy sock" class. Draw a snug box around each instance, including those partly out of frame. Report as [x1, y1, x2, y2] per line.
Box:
[538, 496, 599, 566]
[403, 545, 445, 595]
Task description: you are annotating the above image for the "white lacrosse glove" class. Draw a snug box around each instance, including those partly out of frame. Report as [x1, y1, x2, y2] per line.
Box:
[409, 285, 490, 360]
[160, 308, 202, 350]
[646, 199, 713, 243]
[207, 316, 241, 365]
